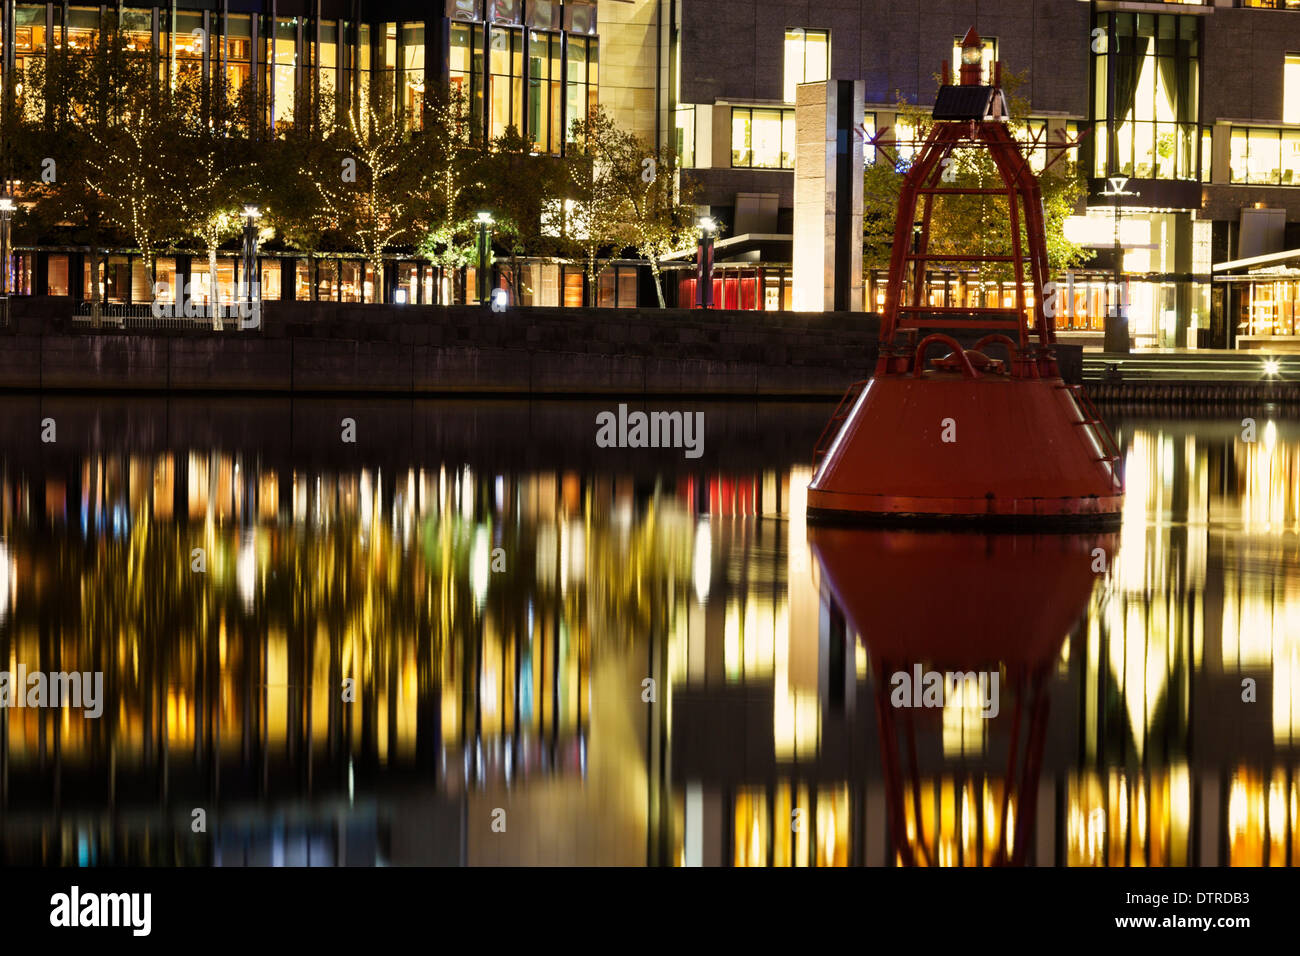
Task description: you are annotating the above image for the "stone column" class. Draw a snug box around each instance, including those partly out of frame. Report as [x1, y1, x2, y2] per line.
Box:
[793, 79, 865, 313]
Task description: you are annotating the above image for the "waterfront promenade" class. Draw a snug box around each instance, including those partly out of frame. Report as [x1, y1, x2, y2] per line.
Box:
[2, 297, 1294, 400]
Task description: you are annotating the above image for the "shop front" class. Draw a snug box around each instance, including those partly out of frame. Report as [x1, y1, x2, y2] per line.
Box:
[1212, 249, 1300, 351]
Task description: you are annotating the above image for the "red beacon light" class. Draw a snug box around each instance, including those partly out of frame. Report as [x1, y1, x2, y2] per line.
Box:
[808, 30, 1123, 528]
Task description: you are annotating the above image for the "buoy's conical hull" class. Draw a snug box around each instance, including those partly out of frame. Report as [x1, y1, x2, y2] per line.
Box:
[808, 373, 1124, 527]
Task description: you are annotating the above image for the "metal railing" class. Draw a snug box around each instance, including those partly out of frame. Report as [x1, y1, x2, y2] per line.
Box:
[71, 301, 258, 331]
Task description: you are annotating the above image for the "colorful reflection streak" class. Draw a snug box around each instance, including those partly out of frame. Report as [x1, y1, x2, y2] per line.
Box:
[0, 407, 1297, 865]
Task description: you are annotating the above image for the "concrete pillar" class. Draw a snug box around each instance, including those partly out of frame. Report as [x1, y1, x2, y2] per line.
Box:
[793, 79, 865, 313]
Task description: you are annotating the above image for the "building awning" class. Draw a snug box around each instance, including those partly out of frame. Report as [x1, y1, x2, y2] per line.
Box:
[660, 232, 792, 263]
[1212, 248, 1300, 274]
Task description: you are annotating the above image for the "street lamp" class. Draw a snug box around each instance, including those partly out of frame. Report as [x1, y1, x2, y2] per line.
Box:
[697, 216, 717, 310]
[1099, 176, 1138, 354]
[0, 197, 14, 299]
[476, 211, 493, 306]
[241, 204, 261, 326]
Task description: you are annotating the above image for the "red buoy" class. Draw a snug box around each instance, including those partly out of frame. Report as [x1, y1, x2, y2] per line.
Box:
[808, 33, 1123, 528]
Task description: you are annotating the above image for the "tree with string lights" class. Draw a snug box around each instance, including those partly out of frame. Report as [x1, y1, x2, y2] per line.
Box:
[554, 107, 635, 307]
[467, 125, 568, 305]
[173, 70, 260, 317]
[318, 72, 414, 304]
[261, 81, 345, 300]
[407, 84, 482, 305]
[603, 131, 698, 309]
[75, 29, 188, 301]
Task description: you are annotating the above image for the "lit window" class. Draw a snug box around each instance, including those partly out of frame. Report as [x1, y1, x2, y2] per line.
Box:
[675, 105, 696, 167]
[783, 28, 829, 103]
[731, 107, 795, 169]
[1286, 54, 1300, 123]
[952, 35, 997, 85]
[450, 22, 485, 131]
[565, 35, 598, 140]
[860, 111, 876, 163]
[403, 25, 426, 127]
[488, 25, 523, 139]
[1229, 127, 1300, 185]
[527, 30, 563, 153]
[894, 119, 917, 165]
[1093, 13, 1199, 182]
[1025, 118, 1048, 173]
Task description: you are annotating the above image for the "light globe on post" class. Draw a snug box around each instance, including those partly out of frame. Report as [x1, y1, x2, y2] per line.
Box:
[476, 212, 494, 307]
[241, 205, 262, 327]
[0, 197, 14, 299]
[697, 217, 718, 310]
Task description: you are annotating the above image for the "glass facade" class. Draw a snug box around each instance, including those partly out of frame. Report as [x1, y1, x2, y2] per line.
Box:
[0, 3, 596, 153]
[1091, 12, 1200, 181]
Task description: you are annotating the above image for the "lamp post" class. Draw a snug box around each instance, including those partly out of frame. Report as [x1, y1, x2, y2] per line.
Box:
[241, 204, 261, 327]
[476, 211, 493, 306]
[0, 197, 14, 299]
[1099, 176, 1138, 354]
[697, 216, 717, 309]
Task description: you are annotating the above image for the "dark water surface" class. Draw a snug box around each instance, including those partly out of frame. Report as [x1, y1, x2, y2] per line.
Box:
[0, 396, 1296, 866]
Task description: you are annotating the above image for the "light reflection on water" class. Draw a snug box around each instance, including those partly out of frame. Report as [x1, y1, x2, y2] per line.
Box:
[0, 401, 1296, 866]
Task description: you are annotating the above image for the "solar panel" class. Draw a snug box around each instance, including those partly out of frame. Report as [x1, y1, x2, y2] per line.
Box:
[932, 85, 993, 120]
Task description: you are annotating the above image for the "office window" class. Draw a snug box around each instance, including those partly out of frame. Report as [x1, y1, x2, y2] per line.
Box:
[528, 31, 563, 153]
[1286, 54, 1300, 123]
[529, 0, 561, 30]
[450, 23, 485, 132]
[676, 105, 696, 167]
[403, 24, 425, 126]
[356, 23, 371, 123]
[860, 111, 877, 163]
[119, 7, 151, 53]
[65, 7, 98, 53]
[47, 255, 70, 296]
[894, 119, 917, 165]
[447, 0, 482, 20]
[268, 17, 298, 129]
[320, 21, 340, 124]
[489, 0, 522, 22]
[731, 107, 795, 169]
[566, 35, 598, 140]
[374, 22, 398, 119]
[1243, 1, 1300, 8]
[170, 11, 205, 88]
[1026, 118, 1048, 173]
[1229, 127, 1300, 185]
[488, 25, 523, 139]
[952, 35, 997, 84]
[565, 0, 597, 35]
[783, 28, 829, 103]
[1092, 12, 1199, 181]
[1201, 126, 1212, 182]
[1064, 120, 1081, 176]
[226, 14, 253, 109]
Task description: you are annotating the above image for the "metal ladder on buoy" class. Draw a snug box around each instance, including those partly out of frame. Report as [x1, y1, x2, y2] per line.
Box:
[1058, 383, 1124, 491]
[813, 380, 869, 469]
